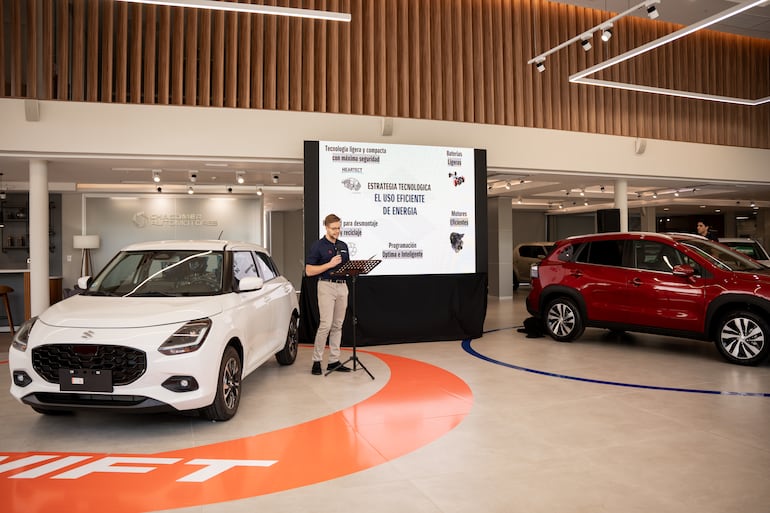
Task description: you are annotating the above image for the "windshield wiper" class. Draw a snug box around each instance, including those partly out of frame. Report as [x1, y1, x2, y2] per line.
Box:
[128, 291, 178, 297]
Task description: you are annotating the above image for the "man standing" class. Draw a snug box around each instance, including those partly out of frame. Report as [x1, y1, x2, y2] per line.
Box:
[696, 220, 719, 242]
[305, 213, 352, 375]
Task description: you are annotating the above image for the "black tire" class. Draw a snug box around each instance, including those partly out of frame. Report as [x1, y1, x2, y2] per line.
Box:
[512, 272, 520, 290]
[544, 297, 585, 342]
[714, 311, 770, 366]
[201, 346, 242, 421]
[275, 312, 299, 365]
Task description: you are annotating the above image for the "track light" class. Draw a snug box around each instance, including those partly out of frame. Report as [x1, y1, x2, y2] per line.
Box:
[114, 0, 352, 22]
[156, 186, 162, 193]
[256, 187, 263, 196]
[236, 172, 245, 185]
[517, 197, 522, 204]
[579, 189, 585, 197]
[600, 185, 605, 192]
[601, 24, 613, 42]
[189, 171, 198, 183]
[152, 169, 161, 183]
[535, 59, 546, 73]
[645, 0, 660, 19]
[580, 34, 592, 52]
[188, 185, 194, 195]
[505, 182, 511, 190]
[652, 192, 658, 199]
[750, 201, 756, 208]
[674, 190, 680, 197]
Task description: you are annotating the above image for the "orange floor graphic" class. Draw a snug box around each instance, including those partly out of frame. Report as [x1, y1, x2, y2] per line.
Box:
[1, 351, 473, 513]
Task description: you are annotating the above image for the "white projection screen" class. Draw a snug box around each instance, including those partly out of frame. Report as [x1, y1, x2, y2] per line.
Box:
[315, 140, 477, 276]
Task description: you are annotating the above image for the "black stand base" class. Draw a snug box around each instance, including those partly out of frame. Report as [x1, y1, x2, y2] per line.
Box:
[327, 353, 374, 379]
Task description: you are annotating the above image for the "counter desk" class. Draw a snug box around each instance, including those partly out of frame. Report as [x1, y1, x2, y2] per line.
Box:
[0, 270, 63, 331]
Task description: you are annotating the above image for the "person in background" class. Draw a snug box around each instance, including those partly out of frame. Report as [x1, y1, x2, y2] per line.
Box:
[305, 213, 352, 375]
[696, 220, 719, 242]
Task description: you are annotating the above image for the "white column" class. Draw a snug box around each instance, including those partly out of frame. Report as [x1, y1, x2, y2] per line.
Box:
[29, 159, 50, 317]
[487, 197, 513, 298]
[614, 178, 628, 232]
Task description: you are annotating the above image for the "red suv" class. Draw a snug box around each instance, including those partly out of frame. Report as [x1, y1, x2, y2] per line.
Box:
[526, 232, 770, 366]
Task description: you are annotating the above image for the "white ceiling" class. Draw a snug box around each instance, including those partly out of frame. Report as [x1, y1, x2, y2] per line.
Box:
[552, 0, 770, 40]
[0, 0, 767, 215]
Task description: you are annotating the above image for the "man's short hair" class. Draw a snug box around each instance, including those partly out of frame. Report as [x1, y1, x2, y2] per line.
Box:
[324, 213, 341, 226]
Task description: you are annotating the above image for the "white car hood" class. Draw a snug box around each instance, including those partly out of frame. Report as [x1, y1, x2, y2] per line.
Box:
[38, 295, 225, 328]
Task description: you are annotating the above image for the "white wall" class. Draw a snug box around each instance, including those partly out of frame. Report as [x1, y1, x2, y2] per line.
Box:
[2, 99, 769, 185]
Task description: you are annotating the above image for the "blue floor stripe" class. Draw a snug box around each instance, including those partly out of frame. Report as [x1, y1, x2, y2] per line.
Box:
[462, 338, 770, 398]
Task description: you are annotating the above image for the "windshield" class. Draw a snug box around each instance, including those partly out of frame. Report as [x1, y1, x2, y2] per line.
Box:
[680, 239, 765, 272]
[86, 250, 224, 297]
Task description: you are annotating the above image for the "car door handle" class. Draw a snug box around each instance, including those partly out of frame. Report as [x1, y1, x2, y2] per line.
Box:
[630, 278, 643, 287]
[570, 270, 583, 278]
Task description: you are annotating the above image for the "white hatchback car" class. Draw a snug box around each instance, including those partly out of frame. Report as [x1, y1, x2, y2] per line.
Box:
[9, 240, 299, 421]
[719, 238, 770, 267]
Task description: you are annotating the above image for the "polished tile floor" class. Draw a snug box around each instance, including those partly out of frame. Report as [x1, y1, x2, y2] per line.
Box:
[1, 290, 770, 513]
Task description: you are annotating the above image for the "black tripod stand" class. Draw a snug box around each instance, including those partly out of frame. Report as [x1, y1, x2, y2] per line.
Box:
[324, 259, 380, 379]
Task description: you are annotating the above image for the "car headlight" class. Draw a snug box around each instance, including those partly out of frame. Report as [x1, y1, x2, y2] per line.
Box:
[158, 318, 212, 355]
[12, 317, 37, 352]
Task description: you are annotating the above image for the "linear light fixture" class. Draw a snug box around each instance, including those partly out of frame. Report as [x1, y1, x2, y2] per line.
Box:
[116, 0, 351, 22]
[528, 0, 658, 67]
[569, 0, 770, 105]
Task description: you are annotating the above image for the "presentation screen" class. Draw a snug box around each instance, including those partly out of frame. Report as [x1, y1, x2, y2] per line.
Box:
[311, 140, 479, 276]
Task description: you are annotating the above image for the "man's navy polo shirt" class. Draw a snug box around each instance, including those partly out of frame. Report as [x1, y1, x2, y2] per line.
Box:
[306, 237, 350, 280]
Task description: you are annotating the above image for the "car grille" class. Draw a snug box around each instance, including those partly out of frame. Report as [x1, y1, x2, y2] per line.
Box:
[32, 344, 147, 385]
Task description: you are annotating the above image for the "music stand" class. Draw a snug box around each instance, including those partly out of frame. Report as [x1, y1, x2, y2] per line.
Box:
[324, 259, 380, 379]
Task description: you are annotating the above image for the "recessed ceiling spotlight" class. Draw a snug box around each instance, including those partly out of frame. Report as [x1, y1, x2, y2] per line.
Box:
[189, 171, 198, 183]
[187, 185, 194, 195]
[152, 169, 161, 183]
[236, 172, 245, 185]
[652, 192, 658, 199]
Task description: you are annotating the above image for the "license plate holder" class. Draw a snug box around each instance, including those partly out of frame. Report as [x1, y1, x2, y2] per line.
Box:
[59, 369, 114, 393]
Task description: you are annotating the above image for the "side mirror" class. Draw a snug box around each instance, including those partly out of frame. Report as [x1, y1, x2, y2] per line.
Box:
[672, 264, 695, 278]
[76, 276, 92, 290]
[238, 276, 264, 292]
